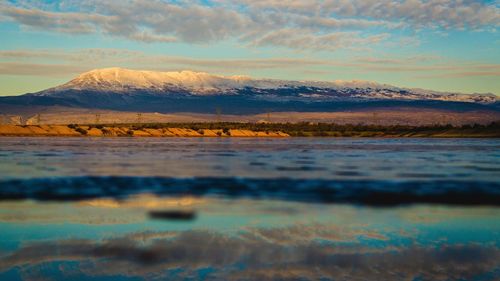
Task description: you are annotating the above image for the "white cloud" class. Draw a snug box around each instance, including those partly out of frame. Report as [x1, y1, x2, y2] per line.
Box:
[250, 29, 391, 51]
[3, 0, 496, 51]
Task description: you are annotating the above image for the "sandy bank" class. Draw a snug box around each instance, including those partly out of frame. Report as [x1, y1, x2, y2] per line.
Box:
[0, 125, 289, 137]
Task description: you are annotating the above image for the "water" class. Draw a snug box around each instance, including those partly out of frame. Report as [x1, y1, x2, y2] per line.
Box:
[0, 137, 499, 280]
[1, 137, 499, 181]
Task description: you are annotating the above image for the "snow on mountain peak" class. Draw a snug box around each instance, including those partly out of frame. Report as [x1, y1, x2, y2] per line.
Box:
[53, 67, 387, 93]
[64, 67, 245, 92]
[39, 67, 497, 104]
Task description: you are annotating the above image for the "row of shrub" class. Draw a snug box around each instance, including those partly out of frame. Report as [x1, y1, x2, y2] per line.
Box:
[93, 121, 499, 133]
[67, 121, 499, 137]
[67, 124, 88, 135]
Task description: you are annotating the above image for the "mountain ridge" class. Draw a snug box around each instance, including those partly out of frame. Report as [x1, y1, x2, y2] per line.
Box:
[29, 67, 497, 105]
[1, 67, 498, 117]
[36, 67, 399, 95]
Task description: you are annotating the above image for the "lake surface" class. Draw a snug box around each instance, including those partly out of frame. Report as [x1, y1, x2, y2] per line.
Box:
[0, 137, 499, 280]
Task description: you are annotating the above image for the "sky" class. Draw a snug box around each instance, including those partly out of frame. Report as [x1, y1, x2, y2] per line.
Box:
[0, 0, 499, 96]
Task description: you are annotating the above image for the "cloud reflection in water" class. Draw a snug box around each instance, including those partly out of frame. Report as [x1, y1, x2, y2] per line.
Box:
[0, 197, 499, 280]
[0, 228, 498, 281]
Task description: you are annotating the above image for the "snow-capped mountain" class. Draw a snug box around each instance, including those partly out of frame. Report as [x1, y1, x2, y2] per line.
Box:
[44, 68, 255, 93]
[32, 67, 497, 104]
[37, 67, 393, 94]
[1, 67, 497, 115]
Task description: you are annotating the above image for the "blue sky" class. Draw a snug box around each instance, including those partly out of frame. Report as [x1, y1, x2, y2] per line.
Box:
[0, 0, 499, 96]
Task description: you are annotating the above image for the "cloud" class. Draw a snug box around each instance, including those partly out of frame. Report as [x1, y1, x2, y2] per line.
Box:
[0, 48, 143, 63]
[250, 29, 391, 51]
[0, 62, 89, 76]
[1, 4, 100, 34]
[2, 48, 498, 82]
[354, 55, 441, 65]
[0, 1, 250, 44]
[0, 227, 498, 280]
[3, 0, 496, 51]
[128, 31, 177, 43]
[237, 0, 500, 29]
[0, 49, 338, 76]
[418, 70, 500, 79]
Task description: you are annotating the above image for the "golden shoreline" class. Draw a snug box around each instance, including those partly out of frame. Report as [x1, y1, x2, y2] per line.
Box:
[1, 124, 498, 138]
[0, 125, 289, 137]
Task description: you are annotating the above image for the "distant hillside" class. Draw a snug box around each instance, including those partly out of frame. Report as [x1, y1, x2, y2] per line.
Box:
[0, 68, 498, 122]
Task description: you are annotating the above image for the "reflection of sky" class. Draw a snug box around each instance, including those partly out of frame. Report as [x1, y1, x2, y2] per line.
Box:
[0, 196, 499, 280]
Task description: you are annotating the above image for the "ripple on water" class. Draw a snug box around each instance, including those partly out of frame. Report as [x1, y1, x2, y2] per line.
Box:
[0, 137, 498, 186]
[397, 173, 447, 179]
[276, 166, 326, 172]
[0, 176, 499, 206]
[34, 153, 59, 157]
[335, 171, 365, 177]
[249, 162, 267, 166]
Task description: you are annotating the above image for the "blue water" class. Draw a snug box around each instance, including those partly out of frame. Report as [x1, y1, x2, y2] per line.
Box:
[0, 137, 499, 280]
[0, 137, 499, 181]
